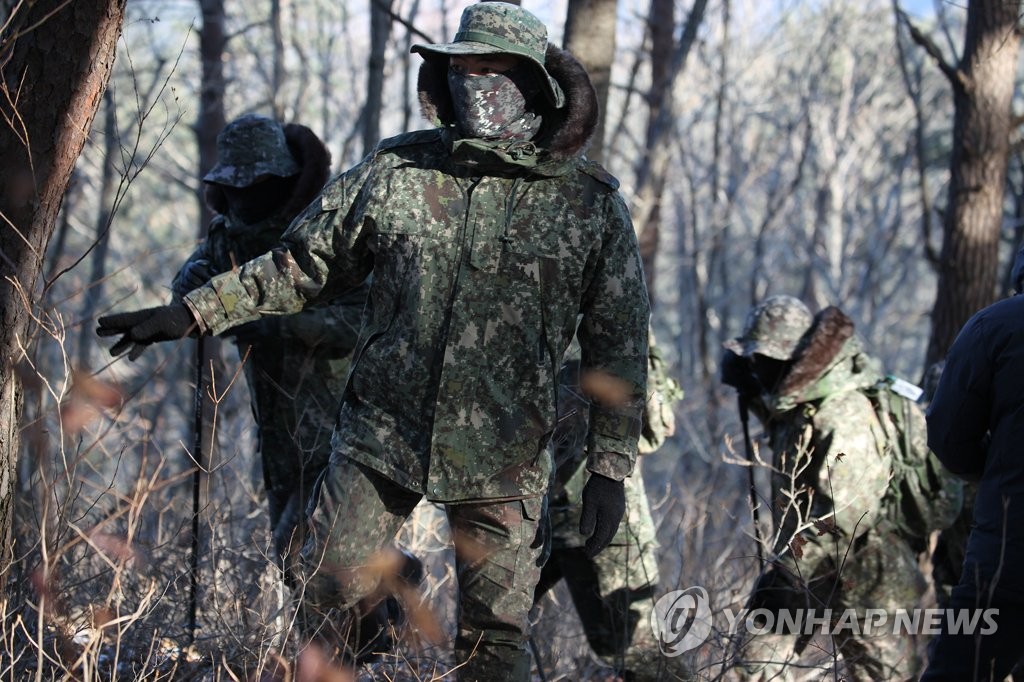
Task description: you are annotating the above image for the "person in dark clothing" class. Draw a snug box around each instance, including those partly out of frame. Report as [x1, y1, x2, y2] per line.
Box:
[169, 114, 422, 664]
[921, 253, 1024, 681]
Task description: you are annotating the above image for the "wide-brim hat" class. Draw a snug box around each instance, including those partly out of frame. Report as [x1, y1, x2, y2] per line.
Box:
[722, 295, 814, 361]
[202, 114, 300, 188]
[411, 2, 565, 109]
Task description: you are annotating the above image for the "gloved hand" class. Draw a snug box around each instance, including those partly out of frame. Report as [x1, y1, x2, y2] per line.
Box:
[579, 472, 625, 558]
[223, 317, 280, 345]
[720, 348, 761, 398]
[96, 303, 197, 360]
[171, 258, 218, 299]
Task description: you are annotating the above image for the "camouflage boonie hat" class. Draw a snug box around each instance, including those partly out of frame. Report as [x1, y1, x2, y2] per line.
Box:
[723, 295, 813, 361]
[410, 1, 566, 109]
[202, 114, 300, 187]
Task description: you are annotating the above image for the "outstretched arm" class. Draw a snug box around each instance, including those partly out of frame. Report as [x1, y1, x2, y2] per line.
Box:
[96, 304, 197, 360]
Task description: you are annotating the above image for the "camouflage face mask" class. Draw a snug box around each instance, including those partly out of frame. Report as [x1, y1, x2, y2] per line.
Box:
[448, 66, 543, 141]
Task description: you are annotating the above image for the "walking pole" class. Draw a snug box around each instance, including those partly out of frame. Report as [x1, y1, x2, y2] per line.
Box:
[739, 395, 764, 568]
[188, 335, 207, 644]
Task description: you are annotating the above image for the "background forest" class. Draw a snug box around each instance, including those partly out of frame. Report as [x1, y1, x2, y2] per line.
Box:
[1, 0, 1022, 679]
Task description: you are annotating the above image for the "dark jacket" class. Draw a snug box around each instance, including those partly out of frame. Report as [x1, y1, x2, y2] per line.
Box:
[171, 124, 364, 530]
[927, 294, 1024, 599]
[182, 46, 650, 503]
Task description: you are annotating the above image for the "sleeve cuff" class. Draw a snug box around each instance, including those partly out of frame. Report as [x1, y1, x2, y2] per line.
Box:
[181, 295, 211, 335]
[586, 450, 634, 481]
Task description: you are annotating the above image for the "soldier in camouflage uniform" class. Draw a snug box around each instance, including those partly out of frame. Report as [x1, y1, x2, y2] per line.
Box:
[720, 296, 927, 681]
[167, 115, 419, 662]
[97, 4, 650, 679]
[535, 328, 682, 681]
[170, 114, 362, 561]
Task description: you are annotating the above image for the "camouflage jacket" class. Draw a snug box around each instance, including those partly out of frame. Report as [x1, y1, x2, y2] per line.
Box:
[171, 214, 365, 452]
[548, 348, 671, 549]
[183, 48, 649, 502]
[748, 308, 892, 573]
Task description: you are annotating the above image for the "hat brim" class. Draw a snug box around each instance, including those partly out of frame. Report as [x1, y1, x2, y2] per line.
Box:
[721, 337, 794, 361]
[411, 42, 565, 109]
[202, 162, 299, 188]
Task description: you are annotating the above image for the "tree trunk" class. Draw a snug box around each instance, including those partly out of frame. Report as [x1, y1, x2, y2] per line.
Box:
[632, 0, 709, 303]
[564, 0, 618, 164]
[197, 0, 226, 234]
[925, 0, 1021, 367]
[192, 0, 228, 611]
[0, 0, 127, 585]
[365, 0, 394, 154]
[270, 0, 286, 121]
[77, 87, 118, 369]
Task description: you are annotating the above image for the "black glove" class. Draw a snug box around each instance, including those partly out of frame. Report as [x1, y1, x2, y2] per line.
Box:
[223, 317, 280, 345]
[579, 472, 625, 558]
[96, 303, 196, 360]
[720, 348, 761, 397]
[172, 258, 218, 298]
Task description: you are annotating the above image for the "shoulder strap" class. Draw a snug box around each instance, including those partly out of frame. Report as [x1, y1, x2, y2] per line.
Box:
[374, 129, 444, 154]
[578, 159, 620, 189]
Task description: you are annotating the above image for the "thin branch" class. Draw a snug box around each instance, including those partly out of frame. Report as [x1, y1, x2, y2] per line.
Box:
[896, 6, 964, 88]
[371, 0, 435, 45]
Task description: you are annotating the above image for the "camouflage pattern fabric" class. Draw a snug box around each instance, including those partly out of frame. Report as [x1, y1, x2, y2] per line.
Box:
[447, 69, 543, 140]
[930, 481, 976, 608]
[171, 212, 366, 559]
[203, 114, 300, 187]
[536, 333, 682, 679]
[411, 1, 565, 108]
[742, 532, 925, 681]
[639, 331, 682, 454]
[182, 127, 650, 503]
[541, 465, 662, 677]
[727, 302, 927, 680]
[300, 457, 544, 680]
[181, 21, 648, 678]
[723, 295, 813, 362]
[866, 384, 963, 553]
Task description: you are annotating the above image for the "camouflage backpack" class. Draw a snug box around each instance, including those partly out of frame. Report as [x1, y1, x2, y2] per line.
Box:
[864, 379, 963, 551]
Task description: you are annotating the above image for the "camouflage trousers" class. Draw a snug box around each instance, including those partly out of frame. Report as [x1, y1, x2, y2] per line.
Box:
[737, 531, 926, 681]
[298, 456, 545, 681]
[535, 544, 665, 677]
[538, 462, 670, 680]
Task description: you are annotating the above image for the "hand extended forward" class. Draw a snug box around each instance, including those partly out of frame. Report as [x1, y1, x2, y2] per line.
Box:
[96, 303, 197, 361]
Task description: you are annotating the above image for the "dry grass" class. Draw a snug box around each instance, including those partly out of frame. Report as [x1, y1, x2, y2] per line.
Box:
[5, 332, 940, 681]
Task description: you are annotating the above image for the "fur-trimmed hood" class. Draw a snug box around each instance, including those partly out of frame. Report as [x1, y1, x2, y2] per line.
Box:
[767, 306, 883, 413]
[416, 43, 599, 164]
[204, 122, 331, 225]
